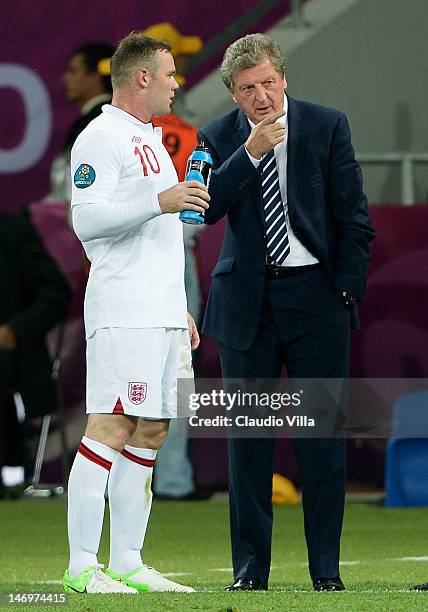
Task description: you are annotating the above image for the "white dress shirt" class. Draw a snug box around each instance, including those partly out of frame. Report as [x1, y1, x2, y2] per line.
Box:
[245, 94, 318, 267]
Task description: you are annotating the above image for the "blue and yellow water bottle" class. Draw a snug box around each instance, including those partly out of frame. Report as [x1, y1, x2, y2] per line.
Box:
[179, 142, 213, 225]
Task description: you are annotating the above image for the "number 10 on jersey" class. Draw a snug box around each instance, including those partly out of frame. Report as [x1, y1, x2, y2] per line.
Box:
[134, 145, 160, 176]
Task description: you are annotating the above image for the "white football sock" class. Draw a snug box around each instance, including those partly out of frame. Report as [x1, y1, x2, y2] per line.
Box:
[108, 445, 157, 574]
[67, 436, 118, 578]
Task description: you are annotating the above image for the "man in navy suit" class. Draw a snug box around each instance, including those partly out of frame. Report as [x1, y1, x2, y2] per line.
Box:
[199, 34, 375, 591]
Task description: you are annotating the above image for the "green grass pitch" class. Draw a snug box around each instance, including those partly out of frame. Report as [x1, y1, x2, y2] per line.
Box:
[1, 497, 428, 610]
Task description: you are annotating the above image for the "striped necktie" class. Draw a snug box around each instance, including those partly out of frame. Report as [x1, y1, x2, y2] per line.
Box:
[261, 150, 290, 265]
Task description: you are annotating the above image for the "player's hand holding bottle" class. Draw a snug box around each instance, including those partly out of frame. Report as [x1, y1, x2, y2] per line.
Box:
[158, 181, 210, 215]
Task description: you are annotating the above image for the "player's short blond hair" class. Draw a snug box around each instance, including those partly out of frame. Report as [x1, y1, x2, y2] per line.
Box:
[220, 33, 286, 91]
[111, 31, 171, 89]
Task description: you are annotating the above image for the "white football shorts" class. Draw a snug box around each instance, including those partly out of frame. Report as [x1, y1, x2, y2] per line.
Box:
[86, 327, 193, 418]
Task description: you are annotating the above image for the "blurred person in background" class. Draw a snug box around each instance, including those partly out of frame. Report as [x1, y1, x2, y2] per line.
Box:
[144, 23, 207, 500]
[46, 42, 114, 203]
[0, 212, 71, 497]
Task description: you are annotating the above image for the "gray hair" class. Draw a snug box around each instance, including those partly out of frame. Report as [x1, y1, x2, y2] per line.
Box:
[111, 31, 171, 89]
[220, 33, 286, 91]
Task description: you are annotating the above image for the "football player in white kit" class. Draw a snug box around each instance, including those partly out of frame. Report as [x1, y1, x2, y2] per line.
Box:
[63, 32, 210, 594]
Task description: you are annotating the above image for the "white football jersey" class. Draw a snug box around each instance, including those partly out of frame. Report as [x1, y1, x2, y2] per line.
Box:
[71, 105, 188, 337]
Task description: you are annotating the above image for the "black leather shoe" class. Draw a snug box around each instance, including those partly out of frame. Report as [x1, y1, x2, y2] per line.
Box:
[226, 578, 268, 591]
[411, 582, 428, 591]
[313, 576, 345, 591]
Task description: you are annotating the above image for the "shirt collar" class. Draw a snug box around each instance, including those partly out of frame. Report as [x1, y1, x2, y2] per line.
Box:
[247, 92, 288, 130]
[102, 104, 155, 131]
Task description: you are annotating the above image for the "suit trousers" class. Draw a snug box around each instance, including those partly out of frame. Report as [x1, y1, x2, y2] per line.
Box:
[219, 267, 351, 585]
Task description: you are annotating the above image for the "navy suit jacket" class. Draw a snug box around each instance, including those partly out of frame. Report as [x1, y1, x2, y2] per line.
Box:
[199, 95, 375, 351]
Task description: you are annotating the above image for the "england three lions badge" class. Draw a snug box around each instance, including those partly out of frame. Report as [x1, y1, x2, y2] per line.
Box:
[128, 382, 147, 405]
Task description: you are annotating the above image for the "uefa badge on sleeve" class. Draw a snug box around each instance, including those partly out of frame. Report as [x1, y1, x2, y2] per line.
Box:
[128, 382, 147, 405]
[74, 163, 96, 188]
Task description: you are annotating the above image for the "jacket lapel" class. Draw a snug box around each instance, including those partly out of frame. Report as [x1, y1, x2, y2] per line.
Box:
[233, 110, 265, 223]
[286, 96, 308, 225]
[233, 109, 251, 149]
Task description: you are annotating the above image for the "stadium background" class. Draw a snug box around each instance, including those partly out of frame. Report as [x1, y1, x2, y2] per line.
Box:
[1, 0, 428, 607]
[1, 1, 427, 502]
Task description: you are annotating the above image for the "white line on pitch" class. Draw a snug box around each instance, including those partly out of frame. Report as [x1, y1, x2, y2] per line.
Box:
[340, 561, 362, 566]
[208, 562, 363, 572]
[393, 556, 428, 562]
